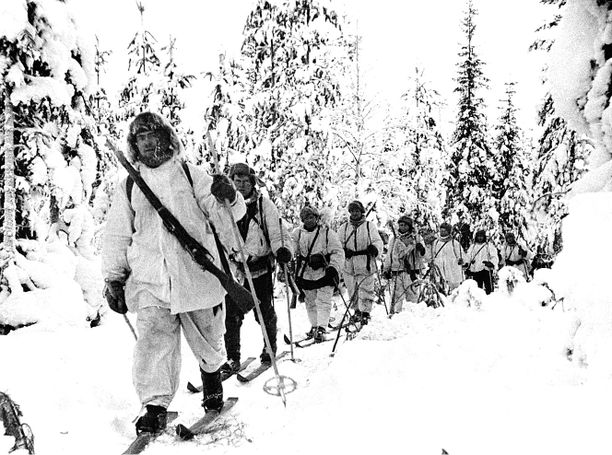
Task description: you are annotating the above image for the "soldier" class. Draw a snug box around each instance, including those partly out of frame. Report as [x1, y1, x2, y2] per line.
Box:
[223, 163, 293, 372]
[102, 112, 245, 433]
[429, 222, 465, 293]
[383, 215, 426, 312]
[293, 205, 344, 341]
[338, 200, 383, 325]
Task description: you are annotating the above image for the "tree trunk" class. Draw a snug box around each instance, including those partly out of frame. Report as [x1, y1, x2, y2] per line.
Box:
[2, 85, 16, 259]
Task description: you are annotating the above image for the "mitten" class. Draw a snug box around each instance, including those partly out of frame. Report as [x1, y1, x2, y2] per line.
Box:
[325, 266, 340, 286]
[210, 174, 236, 202]
[104, 280, 127, 314]
[344, 248, 354, 259]
[383, 269, 392, 280]
[276, 246, 292, 264]
[416, 243, 426, 256]
[366, 244, 379, 257]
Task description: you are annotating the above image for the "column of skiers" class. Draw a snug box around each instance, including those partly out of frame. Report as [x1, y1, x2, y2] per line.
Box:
[100, 112, 533, 435]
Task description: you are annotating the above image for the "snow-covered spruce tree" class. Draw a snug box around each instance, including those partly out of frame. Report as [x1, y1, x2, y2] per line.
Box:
[492, 82, 532, 243]
[0, 0, 94, 297]
[445, 0, 495, 231]
[234, 0, 346, 223]
[117, 3, 194, 150]
[325, 30, 383, 228]
[531, 94, 590, 258]
[203, 53, 253, 171]
[529, 0, 590, 262]
[398, 68, 447, 229]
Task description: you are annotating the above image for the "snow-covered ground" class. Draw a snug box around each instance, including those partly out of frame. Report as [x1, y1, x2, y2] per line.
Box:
[1, 277, 608, 455]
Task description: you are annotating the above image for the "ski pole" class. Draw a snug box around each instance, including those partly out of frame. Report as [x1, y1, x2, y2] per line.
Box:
[374, 264, 389, 316]
[279, 218, 295, 362]
[207, 130, 290, 406]
[330, 283, 359, 357]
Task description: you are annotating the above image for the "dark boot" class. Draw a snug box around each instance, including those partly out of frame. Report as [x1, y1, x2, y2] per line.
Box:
[314, 326, 326, 343]
[305, 326, 317, 339]
[201, 368, 224, 413]
[260, 350, 272, 364]
[349, 309, 362, 324]
[361, 312, 371, 325]
[220, 358, 241, 375]
[135, 404, 167, 434]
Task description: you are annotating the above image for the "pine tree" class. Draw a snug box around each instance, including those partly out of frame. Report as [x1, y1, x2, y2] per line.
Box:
[493, 82, 532, 242]
[232, 0, 346, 222]
[117, 3, 194, 148]
[403, 68, 447, 229]
[445, 0, 495, 230]
[0, 0, 94, 293]
[532, 94, 590, 255]
[530, 0, 590, 262]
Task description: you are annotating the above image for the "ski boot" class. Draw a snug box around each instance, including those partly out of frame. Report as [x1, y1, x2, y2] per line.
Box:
[220, 358, 241, 375]
[314, 326, 326, 343]
[349, 309, 362, 325]
[201, 368, 224, 413]
[135, 404, 168, 434]
[305, 326, 317, 339]
[361, 312, 371, 325]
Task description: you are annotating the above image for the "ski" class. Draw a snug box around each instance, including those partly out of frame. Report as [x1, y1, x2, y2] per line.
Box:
[295, 336, 334, 348]
[186, 357, 256, 393]
[122, 411, 179, 454]
[236, 351, 289, 383]
[283, 333, 333, 348]
[283, 333, 311, 346]
[175, 397, 238, 441]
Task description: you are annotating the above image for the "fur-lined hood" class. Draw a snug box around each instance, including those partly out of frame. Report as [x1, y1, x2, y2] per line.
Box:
[126, 112, 183, 163]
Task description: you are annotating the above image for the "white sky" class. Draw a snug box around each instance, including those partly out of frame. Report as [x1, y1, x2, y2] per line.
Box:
[71, 0, 551, 134]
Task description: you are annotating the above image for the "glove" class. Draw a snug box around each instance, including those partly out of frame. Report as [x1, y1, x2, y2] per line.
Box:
[104, 280, 127, 314]
[383, 270, 392, 280]
[457, 258, 464, 266]
[276, 246, 292, 264]
[483, 260, 494, 268]
[210, 174, 236, 202]
[344, 248, 354, 259]
[518, 247, 527, 257]
[416, 243, 426, 256]
[366, 244, 379, 257]
[325, 266, 339, 286]
[308, 253, 326, 270]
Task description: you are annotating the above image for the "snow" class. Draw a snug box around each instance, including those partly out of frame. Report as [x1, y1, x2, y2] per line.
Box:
[548, 0, 601, 137]
[0, 0, 28, 41]
[2, 234, 611, 454]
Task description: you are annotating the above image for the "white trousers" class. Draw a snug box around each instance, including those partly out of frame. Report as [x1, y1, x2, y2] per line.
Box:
[133, 299, 226, 408]
[304, 286, 333, 327]
[344, 273, 376, 313]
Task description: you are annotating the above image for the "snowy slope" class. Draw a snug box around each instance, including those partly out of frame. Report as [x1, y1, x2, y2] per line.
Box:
[2, 277, 608, 455]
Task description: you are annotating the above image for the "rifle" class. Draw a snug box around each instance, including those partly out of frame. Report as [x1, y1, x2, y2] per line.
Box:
[106, 139, 254, 311]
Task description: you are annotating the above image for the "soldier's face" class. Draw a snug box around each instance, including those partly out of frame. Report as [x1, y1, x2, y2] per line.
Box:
[302, 214, 318, 230]
[233, 175, 253, 198]
[349, 207, 363, 221]
[135, 130, 171, 168]
[398, 221, 410, 234]
[475, 233, 485, 243]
